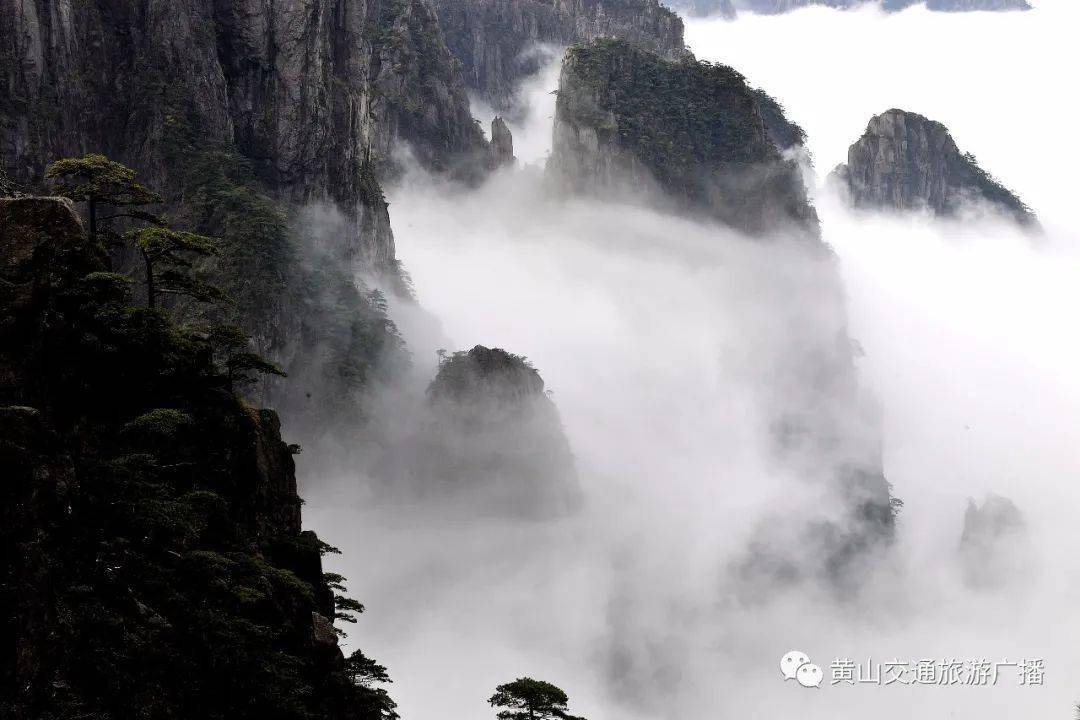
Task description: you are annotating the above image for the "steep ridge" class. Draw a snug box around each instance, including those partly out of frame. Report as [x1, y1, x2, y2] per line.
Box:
[432, 0, 689, 111]
[547, 39, 895, 587]
[830, 109, 1036, 226]
[548, 39, 817, 237]
[0, 0, 473, 437]
[0, 0, 488, 266]
[0, 197, 395, 719]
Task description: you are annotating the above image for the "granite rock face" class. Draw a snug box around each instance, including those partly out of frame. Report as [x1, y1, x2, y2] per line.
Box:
[831, 109, 1036, 226]
[548, 39, 817, 237]
[489, 116, 516, 167]
[432, 0, 689, 111]
[0, 0, 487, 265]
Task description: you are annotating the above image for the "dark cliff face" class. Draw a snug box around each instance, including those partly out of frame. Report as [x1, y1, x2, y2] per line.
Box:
[830, 109, 1036, 226]
[548, 39, 818, 238]
[432, 0, 688, 111]
[0, 197, 393, 720]
[0, 0, 488, 265]
[376, 345, 581, 518]
[489, 116, 516, 167]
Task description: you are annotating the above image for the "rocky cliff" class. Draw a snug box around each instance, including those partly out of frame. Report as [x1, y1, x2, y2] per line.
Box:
[830, 109, 1036, 226]
[432, 0, 689, 111]
[548, 39, 817, 237]
[0, 196, 395, 719]
[547, 42, 893, 588]
[375, 345, 580, 517]
[489, 116, 517, 167]
[0, 0, 488, 267]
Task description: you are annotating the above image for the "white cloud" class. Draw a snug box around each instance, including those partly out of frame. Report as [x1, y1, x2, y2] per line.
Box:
[303, 4, 1080, 717]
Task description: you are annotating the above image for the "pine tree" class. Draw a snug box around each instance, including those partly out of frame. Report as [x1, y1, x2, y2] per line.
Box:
[45, 154, 162, 242]
[489, 678, 586, 720]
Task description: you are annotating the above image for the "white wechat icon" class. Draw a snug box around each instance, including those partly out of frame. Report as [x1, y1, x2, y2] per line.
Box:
[797, 662, 823, 688]
[780, 650, 809, 681]
[780, 650, 822, 688]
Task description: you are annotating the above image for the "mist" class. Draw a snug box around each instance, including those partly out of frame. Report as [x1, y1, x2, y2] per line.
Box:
[303, 2, 1080, 718]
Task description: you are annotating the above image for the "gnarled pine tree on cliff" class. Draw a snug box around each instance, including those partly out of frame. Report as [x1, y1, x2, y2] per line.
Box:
[0, 195, 395, 720]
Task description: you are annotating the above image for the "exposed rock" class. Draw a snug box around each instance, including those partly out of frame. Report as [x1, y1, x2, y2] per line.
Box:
[432, 0, 689, 111]
[548, 39, 818, 237]
[830, 109, 1036, 226]
[489, 116, 516, 168]
[429, 345, 548, 401]
[959, 494, 1027, 589]
[376, 346, 580, 517]
[0, 0, 488, 267]
[369, 0, 491, 179]
[311, 612, 340, 649]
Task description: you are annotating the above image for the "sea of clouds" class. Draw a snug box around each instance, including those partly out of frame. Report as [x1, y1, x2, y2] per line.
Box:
[304, 2, 1080, 718]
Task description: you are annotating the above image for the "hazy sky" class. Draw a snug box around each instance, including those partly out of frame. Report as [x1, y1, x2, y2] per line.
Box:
[305, 2, 1080, 718]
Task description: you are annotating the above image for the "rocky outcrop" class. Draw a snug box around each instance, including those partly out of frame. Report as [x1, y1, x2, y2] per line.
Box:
[432, 0, 689, 111]
[959, 494, 1027, 589]
[0, 0, 488, 266]
[830, 109, 1036, 226]
[368, 0, 491, 178]
[548, 39, 818, 237]
[0, 197, 393, 719]
[546, 44, 894, 587]
[376, 346, 580, 517]
[489, 116, 516, 168]
[546, 44, 894, 583]
[731, 0, 1030, 12]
